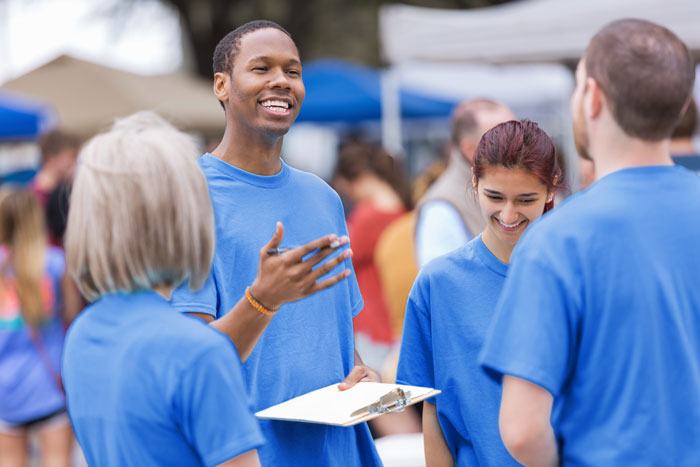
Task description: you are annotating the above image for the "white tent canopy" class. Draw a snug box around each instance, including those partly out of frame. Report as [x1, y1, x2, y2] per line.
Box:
[380, 0, 700, 64]
[396, 62, 572, 113]
[393, 61, 574, 145]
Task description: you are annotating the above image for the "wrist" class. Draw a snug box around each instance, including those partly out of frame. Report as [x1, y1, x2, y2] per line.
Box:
[249, 281, 282, 311]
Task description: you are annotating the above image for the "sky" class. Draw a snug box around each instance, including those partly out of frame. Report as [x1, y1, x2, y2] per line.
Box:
[0, 0, 183, 84]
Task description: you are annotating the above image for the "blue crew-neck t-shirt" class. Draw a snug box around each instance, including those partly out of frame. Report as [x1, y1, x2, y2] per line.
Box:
[480, 166, 700, 466]
[171, 154, 381, 467]
[397, 234, 518, 466]
[62, 292, 264, 467]
[0, 246, 65, 424]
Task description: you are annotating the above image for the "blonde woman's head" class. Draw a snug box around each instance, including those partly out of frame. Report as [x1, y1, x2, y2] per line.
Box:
[65, 111, 214, 302]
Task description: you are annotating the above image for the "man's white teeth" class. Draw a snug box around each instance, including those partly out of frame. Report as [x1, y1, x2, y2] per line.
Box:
[261, 100, 289, 109]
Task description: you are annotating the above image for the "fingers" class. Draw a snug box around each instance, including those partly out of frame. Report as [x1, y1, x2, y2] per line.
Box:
[338, 365, 368, 391]
[287, 234, 348, 263]
[261, 222, 284, 254]
[309, 248, 352, 281]
[305, 235, 350, 267]
[311, 269, 352, 295]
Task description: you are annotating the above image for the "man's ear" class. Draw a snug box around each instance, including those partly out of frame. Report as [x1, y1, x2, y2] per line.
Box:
[213, 72, 230, 105]
[472, 174, 478, 192]
[586, 77, 604, 119]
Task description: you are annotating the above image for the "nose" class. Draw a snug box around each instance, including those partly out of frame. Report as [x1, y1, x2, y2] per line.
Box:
[268, 68, 290, 90]
[500, 202, 519, 224]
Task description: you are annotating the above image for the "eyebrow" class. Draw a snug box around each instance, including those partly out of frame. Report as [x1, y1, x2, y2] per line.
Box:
[248, 55, 301, 65]
[483, 189, 539, 197]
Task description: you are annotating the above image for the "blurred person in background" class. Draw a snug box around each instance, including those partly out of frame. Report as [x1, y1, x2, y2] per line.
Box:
[30, 131, 79, 208]
[374, 156, 449, 344]
[332, 142, 421, 438]
[398, 120, 563, 466]
[372, 158, 449, 384]
[332, 142, 411, 371]
[411, 158, 448, 204]
[480, 19, 700, 466]
[169, 20, 383, 466]
[414, 99, 514, 267]
[670, 96, 700, 171]
[61, 112, 264, 466]
[45, 183, 72, 245]
[0, 188, 79, 467]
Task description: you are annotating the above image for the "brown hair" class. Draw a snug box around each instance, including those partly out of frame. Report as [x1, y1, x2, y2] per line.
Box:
[39, 130, 80, 164]
[584, 18, 695, 141]
[334, 142, 413, 209]
[474, 120, 565, 213]
[0, 189, 48, 325]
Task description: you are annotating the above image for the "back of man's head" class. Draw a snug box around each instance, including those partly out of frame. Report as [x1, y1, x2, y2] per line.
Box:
[39, 130, 79, 165]
[585, 18, 694, 141]
[451, 99, 514, 146]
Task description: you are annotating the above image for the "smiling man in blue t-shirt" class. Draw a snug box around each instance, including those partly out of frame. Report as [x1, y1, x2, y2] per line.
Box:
[480, 19, 700, 466]
[170, 20, 382, 467]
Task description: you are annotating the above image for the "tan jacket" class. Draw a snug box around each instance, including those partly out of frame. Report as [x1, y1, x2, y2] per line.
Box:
[415, 150, 486, 238]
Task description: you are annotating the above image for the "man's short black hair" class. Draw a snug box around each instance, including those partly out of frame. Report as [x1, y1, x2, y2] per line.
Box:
[212, 20, 293, 76]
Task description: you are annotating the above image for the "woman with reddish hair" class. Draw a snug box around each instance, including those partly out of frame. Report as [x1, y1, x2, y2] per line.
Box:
[397, 120, 564, 466]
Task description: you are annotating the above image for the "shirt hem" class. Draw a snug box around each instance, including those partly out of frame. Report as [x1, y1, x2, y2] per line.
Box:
[173, 302, 217, 318]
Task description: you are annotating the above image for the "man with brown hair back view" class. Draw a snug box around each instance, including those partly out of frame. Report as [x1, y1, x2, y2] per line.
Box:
[480, 19, 699, 466]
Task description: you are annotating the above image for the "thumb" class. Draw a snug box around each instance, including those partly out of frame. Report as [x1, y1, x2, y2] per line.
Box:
[263, 221, 284, 251]
[338, 366, 364, 391]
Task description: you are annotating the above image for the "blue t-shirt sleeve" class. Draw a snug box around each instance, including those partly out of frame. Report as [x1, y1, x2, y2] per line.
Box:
[480, 251, 580, 396]
[175, 341, 264, 467]
[396, 276, 435, 395]
[170, 272, 219, 318]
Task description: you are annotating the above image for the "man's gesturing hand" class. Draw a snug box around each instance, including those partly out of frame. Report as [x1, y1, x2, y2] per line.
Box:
[248, 222, 353, 311]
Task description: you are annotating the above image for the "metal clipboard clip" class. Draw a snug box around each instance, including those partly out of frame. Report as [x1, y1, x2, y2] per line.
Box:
[350, 388, 412, 418]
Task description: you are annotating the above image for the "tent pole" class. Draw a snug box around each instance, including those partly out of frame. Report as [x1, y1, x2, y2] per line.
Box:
[380, 68, 403, 157]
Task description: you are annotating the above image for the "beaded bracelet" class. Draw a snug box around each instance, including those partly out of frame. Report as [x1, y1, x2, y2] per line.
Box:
[245, 287, 278, 316]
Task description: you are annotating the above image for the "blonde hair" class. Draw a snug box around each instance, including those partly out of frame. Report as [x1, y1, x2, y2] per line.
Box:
[0, 188, 48, 325]
[65, 112, 214, 302]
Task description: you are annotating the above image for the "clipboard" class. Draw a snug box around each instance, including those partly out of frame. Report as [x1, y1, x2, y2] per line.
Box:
[255, 382, 440, 427]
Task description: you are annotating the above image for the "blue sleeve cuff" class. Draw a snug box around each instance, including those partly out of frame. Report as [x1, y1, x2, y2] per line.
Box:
[202, 431, 265, 467]
[351, 297, 365, 318]
[480, 355, 559, 397]
[172, 301, 217, 318]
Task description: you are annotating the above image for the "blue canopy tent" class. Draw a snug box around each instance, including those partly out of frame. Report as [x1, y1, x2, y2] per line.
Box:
[296, 59, 456, 123]
[0, 92, 54, 184]
[0, 91, 54, 141]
